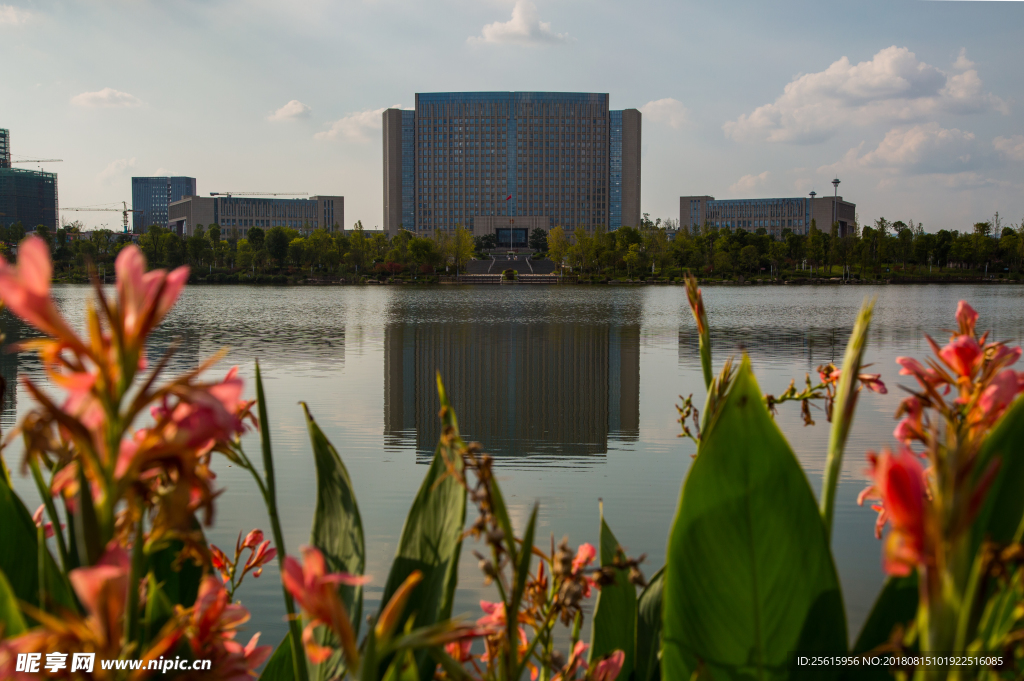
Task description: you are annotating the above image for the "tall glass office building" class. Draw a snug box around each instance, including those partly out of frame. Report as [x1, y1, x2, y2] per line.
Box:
[383, 92, 641, 243]
[132, 176, 197, 232]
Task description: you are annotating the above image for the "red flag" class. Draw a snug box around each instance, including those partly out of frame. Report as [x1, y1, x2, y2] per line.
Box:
[506, 195, 512, 201]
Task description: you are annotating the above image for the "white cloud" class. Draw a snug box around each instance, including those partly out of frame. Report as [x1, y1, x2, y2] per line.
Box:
[97, 157, 137, 185]
[723, 46, 1007, 144]
[640, 98, 688, 128]
[468, 1, 571, 46]
[268, 99, 311, 122]
[315, 105, 400, 142]
[71, 87, 143, 108]
[994, 135, 1024, 162]
[952, 48, 974, 72]
[858, 123, 978, 173]
[0, 4, 31, 26]
[730, 171, 770, 193]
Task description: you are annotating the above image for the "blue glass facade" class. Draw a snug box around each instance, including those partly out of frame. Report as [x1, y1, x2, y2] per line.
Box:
[401, 92, 619, 233]
[609, 111, 623, 230]
[400, 111, 416, 230]
[132, 176, 196, 232]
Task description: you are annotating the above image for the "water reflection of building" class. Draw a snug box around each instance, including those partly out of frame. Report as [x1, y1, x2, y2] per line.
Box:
[679, 326, 847, 368]
[385, 323, 639, 464]
[0, 313, 23, 433]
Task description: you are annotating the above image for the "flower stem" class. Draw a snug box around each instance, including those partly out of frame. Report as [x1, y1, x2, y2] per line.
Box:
[125, 520, 144, 643]
[820, 298, 874, 539]
[29, 458, 69, 573]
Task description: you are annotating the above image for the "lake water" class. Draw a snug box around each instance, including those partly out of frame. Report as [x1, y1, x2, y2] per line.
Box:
[3, 283, 1024, 649]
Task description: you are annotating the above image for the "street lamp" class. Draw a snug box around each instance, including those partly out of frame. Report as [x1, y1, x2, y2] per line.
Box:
[808, 191, 816, 236]
[832, 178, 841, 235]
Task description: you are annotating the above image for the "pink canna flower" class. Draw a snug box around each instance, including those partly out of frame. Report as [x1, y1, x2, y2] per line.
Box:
[893, 396, 925, 443]
[895, 356, 940, 385]
[0, 236, 82, 344]
[939, 335, 983, 379]
[571, 543, 597, 574]
[858, 449, 928, 576]
[178, 576, 272, 680]
[282, 546, 368, 665]
[240, 528, 264, 551]
[955, 300, 979, 336]
[31, 505, 62, 539]
[858, 373, 887, 394]
[115, 245, 189, 348]
[243, 539, 276, 578]
[445, 637, 473, 663]
[591, 650, 626, 681]
[977, 369, 1024, 424]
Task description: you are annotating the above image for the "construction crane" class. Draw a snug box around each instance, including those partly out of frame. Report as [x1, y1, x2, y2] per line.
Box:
[209, 192, 307, 198]
[10, 159, 63, 171]
[62, 201, 140, 233]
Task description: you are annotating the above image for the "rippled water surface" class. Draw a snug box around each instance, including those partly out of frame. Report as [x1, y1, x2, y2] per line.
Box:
[4, 283, 1023, 647]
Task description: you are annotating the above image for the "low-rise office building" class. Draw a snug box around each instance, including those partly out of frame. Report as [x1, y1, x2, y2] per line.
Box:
[168, 195, 343, 238]
[383, 91, 641, 245]
[680, 194, 856, 238]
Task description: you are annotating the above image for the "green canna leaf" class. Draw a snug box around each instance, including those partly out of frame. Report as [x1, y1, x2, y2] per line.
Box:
[971, 395, 1024, 553]
[260, 630, 297, 681]
[72, 463, 102, 568]
[0, 567, 27, 638]
[841, 574, 918, 681]
[662, 356, 847, 681]
[510, 504, 538, 681]
[634, 567, 664, 681]
[255, 362, 309, 681]
[303, 403, 366, 681]
[146, 522, 206, 609]
[589, 504, 636, 678]
[0, 470, 74, 614]
[378, 374, 466, 681]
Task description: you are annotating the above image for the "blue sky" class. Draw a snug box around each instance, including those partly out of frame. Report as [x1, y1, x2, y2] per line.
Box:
[2, 0, 1022, 232]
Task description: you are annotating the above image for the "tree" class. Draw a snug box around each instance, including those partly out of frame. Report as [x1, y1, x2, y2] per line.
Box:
[409, 236, 440, 269]
[768, 241, 787, 277]
[161, 232, 184, 267]
[288, 238, 306, 267]
[547, 227, 570, 268]
[346, 224, 369, 272]
[248, 227, 266, 251]
[307, 228, 334, 269]
[236, 239, 253, 270]
[265, 226, 290, 267]
[187, 232, 212, 266]
[645, 228, 670, 274]
[450, 227, 475, 273]
[739, 244, 759, 273]
[624, 243, 641, 278]
[529, 228, 548, 252]
[208, 225, 221, 244]
[140, 225, 167, 265]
